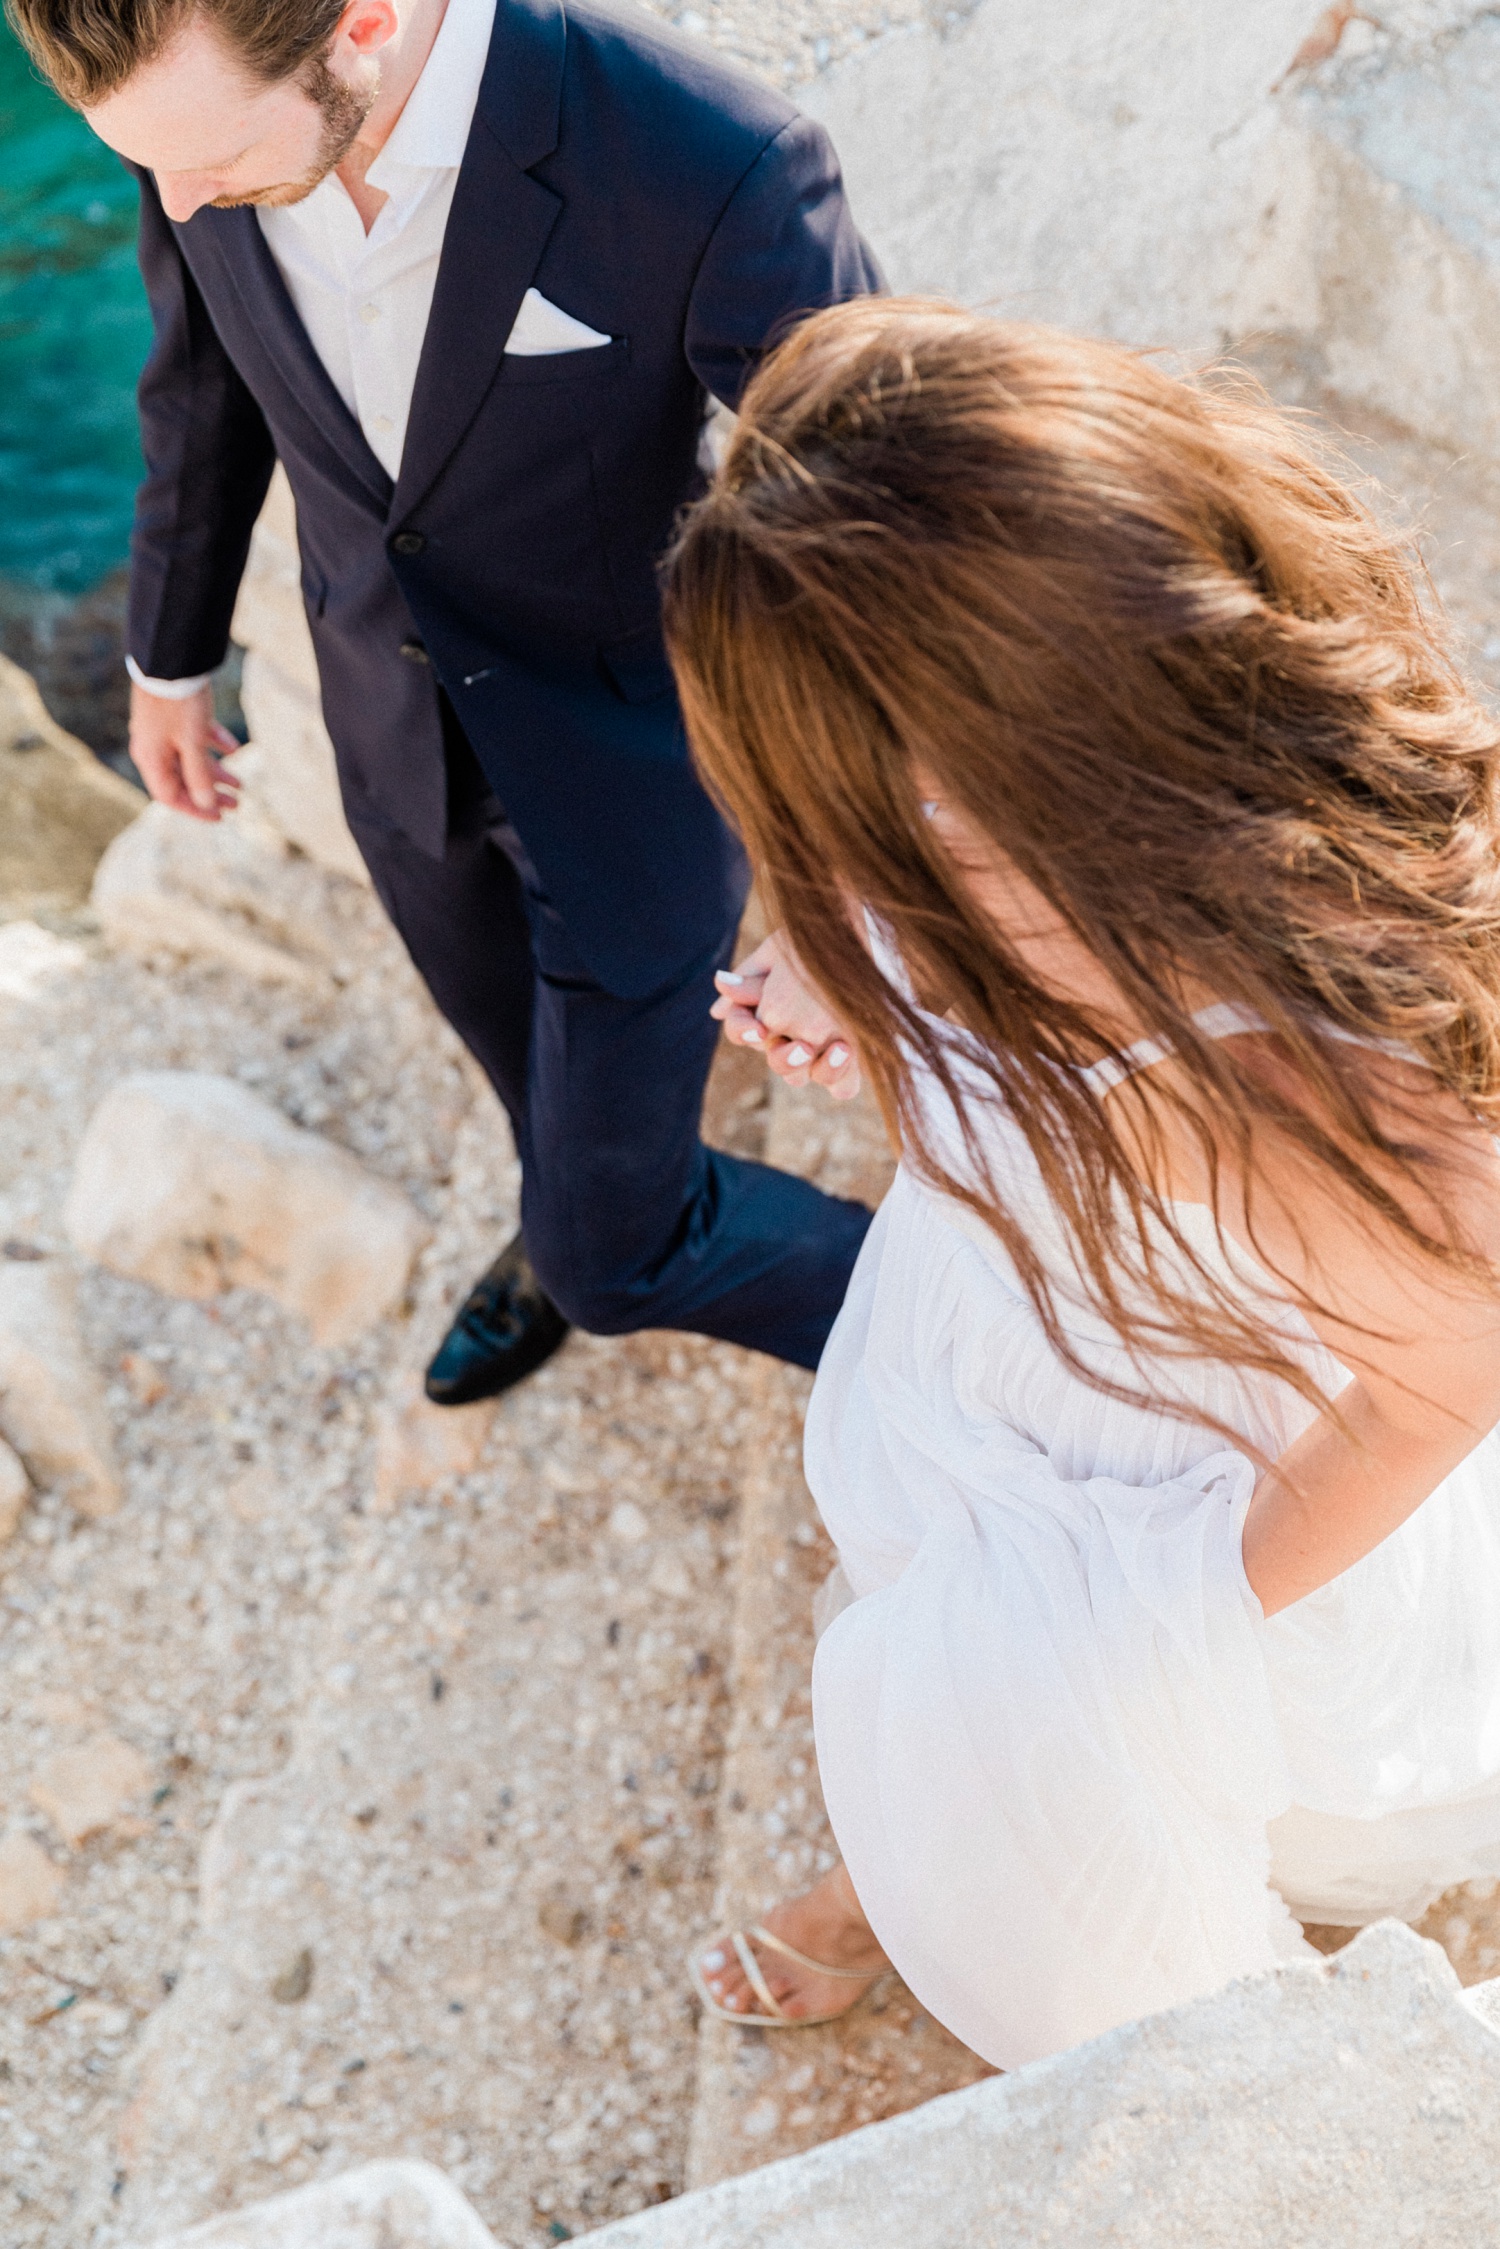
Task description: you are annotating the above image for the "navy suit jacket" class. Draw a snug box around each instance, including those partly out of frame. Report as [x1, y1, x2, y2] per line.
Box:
[127, 0, 883, 997]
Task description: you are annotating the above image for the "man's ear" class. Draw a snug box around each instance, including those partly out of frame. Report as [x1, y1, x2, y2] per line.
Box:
[336, 0, 401, 58]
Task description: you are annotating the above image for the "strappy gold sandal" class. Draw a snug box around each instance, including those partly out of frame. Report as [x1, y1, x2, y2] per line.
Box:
[689, 1922, 884, 2029]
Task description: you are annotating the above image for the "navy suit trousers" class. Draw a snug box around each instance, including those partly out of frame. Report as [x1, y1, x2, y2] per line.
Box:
[347, 713, 873, 1369]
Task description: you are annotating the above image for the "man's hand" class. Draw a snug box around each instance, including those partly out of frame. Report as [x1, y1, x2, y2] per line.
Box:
[128, 681, 241, 820]
[711, 929, 861, 1100]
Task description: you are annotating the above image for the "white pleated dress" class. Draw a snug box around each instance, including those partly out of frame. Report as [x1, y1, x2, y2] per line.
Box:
[805, 1005, 1500, 2071]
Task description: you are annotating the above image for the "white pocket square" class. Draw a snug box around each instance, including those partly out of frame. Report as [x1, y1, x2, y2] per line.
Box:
[504, 287, 612, 355]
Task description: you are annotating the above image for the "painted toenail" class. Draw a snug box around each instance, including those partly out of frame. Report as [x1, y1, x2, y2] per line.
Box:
[703, 1948, 725, 1970]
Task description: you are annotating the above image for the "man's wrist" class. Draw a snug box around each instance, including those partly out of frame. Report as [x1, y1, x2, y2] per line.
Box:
[126, 656, 214, 701]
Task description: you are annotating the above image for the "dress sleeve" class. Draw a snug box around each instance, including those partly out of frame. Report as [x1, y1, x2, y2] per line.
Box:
[683, 112, 886, 411]
[126, 168, 278, 681]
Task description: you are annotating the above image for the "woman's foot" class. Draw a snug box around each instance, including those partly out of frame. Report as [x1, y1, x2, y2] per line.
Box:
[696, 1862, 889, 2022]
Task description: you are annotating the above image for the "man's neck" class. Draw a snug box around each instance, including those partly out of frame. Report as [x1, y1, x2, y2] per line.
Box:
[337, 0, 452, 231]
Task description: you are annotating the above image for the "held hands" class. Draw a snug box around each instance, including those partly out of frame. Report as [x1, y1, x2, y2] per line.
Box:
[128, 680, 241, 821]
[711, 929, 861, 1101]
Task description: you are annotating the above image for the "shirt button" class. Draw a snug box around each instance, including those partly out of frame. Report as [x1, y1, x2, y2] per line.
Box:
[359, 302, 381, 324]
[372, 414, 394, 434]
[392, 531, 426, 555]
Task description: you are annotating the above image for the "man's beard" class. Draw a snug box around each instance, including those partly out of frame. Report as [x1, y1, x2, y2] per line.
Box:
[210, 56, 376, 209]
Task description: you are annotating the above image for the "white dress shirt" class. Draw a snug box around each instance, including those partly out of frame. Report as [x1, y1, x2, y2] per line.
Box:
[257, 0, 497, 486]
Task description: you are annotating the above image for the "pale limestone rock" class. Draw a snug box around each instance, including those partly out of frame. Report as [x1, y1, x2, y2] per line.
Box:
[0, 651, 140, 919]
[0, 919, 89, 1003]
[128, 2160, 500, 2249]
[30, 1733, 153, 1847]
[0, 1433, 31, 1540]
[229, 466, 369, 884]
[0, 1258, 121, 1516]
[64, 1073, 427, 1347]
[803, 0, 1320, 357]
[1297, 9, 1500, 458]
[371, 1372, 495, 1512]
[611, 1925, 1500, 2249]
[228, 467, 321, 703]
[0, 1829, 66, 1932]
[91, 804, 343, 989]
[235, 659, 369, 888]
[608, 1498, 651, 1544]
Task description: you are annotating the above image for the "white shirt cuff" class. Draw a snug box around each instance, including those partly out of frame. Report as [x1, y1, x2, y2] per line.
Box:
[126, 656, 215, 701]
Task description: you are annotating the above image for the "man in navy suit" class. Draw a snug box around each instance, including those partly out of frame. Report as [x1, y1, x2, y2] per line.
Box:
[16, 0, 881, 1395]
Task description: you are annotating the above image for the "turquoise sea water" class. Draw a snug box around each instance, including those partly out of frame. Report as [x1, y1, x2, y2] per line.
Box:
[0, 17, 150, 593]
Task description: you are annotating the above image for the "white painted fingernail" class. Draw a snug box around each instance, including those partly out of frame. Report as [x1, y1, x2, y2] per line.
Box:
[921, 800, 939, 819]
[827, 1045, 849, 1068]
[741, 1024, 763, 1044]
[785, 1045, 812, 1067]
[703, 1949, 725, 1970]
[715, 970, 744, 986]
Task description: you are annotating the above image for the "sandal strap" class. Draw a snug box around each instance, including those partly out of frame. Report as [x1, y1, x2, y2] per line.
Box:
[747, 1922, 879, 1981]
[731, 1929, 787, 2019]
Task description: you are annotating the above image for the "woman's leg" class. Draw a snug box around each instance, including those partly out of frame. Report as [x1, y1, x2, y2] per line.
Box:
[697, 1860, 889, 2021]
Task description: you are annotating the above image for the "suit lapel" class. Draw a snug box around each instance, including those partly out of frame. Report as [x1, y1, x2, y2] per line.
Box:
[390, 0, 566, 527]
[198, 207, 394, 513]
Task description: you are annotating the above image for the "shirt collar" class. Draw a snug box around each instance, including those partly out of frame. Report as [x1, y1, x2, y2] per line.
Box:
[367, 0, 498, 188]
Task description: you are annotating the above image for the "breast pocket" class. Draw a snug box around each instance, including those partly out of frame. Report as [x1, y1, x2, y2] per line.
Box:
[497, 338, 630, 388]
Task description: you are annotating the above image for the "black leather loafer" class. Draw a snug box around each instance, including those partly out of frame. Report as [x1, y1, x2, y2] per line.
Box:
[424, 1234, 571, 1405]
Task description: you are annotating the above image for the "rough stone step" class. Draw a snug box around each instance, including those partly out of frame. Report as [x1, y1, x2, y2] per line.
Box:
[131, 1924, 1500, 2249]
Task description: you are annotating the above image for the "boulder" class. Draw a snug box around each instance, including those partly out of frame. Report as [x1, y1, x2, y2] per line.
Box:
[0, 1258, 121, 1516]
[127, 2160, 499, 2249]
[0, 652, 140, 919]
[0, 1830, 66, 1934]
[229, 468, 370, 884]
[91, 804, 345, 989]
[227, 468, 321, 704]
[30, 1732, 154, 1848]
[0, 1433, 31, 1540]
[0, 918, 90, 1003]
[234, 661, 369, 888]
[64, 1072, 427, 1347]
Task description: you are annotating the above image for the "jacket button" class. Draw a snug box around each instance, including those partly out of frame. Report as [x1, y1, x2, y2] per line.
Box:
[392, 531, 426, 556]
[399, 637, 430, 665]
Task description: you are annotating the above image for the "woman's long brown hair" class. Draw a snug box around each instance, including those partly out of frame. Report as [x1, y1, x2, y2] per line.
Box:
[663, 299, 1500, 1418]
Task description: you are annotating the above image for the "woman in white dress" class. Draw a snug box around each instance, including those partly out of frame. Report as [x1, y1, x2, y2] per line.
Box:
[665, 300, 1500, 2071]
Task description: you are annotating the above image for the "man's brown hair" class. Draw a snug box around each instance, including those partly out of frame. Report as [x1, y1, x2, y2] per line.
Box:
[5, 0, 347, 105]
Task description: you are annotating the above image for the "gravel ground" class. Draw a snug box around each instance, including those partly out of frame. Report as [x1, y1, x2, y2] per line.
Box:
[0, 890, 770, 2248]
[0, 899, 467, 2244]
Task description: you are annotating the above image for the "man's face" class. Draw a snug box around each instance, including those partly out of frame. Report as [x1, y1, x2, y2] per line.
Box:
[84, 12, 381, 221]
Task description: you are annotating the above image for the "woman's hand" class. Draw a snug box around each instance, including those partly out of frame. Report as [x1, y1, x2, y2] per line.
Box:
[711, 929, 861, 1100]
